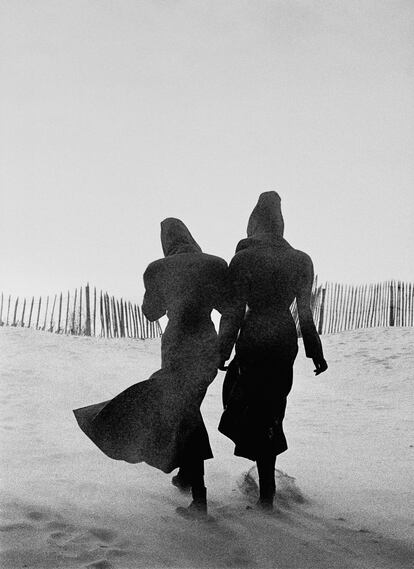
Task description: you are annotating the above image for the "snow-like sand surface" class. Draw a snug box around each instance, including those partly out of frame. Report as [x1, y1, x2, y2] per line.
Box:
[1, 326, 413, 568]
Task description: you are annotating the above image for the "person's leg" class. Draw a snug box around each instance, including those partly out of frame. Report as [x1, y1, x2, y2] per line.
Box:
[189, 458, 207, 509]
[254, 357, 294, 512]
[256, 450, 277, 511]
[172, 388, 209, 492]
[176, 458, 208, 519]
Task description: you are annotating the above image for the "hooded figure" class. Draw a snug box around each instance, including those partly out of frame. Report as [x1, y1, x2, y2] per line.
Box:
[74, 218, 229, 519]
[218, 192, 327, 511]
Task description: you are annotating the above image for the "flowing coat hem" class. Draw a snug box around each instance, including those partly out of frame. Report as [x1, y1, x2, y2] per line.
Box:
[73, 374, 214, 475]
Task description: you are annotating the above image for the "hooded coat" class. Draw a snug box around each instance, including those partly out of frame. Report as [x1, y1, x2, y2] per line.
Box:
[74, 218, 228, 473]
[218, 192, 324, 460]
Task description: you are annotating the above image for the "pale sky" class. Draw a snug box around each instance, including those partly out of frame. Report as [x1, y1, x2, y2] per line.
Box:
[1, 0, 413, 302]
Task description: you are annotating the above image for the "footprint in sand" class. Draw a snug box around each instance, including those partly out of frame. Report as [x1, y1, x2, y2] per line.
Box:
[88, 528, 117, 543]
[47, 525, 116, 548]
[105, 547, 130, 559]
[47, 521, 130, 565]
[237, 467, 308, 507]
[0, 522, 32, 532]
[85, 560, 114, 569]
[26, 510, 50, 521]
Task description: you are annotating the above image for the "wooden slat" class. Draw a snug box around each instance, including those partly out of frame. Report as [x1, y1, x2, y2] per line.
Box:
[378, 282, 384, 327]
[344, 285, 353, 331]
[317, 287, 325, 335]
[28, 297, 34, 328]
[71, 289, 78, 334]
[106, 294, 112, 338]
[36, 297, 42, 329]
[338, 284, 347, 332]
[64, 291, 70, 335]
[49, 294, 57, 332]
[112, 297, 118, 338]
[93, 287, 97, 337]
[332, 283, 340, 333]
[85, 284, 91, 336]
[57, 293, 63, 333]
[78, 287, 83, 335]
[20, 298, 26, 327]
[42, 297, 49, 331]
[6, 295, 11, 325]
[12, 297, 19, 327]
[99, 291, 104, 337]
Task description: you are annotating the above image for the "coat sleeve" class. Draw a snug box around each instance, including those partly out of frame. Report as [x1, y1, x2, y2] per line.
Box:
[142, 262, 167, 322]
[218, 253, 249, 362]
[295, 252, 324, 359]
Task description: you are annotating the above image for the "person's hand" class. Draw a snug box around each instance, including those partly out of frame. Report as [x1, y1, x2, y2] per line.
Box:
[312, 357, 328, 376]
[218, 359, 228, 371]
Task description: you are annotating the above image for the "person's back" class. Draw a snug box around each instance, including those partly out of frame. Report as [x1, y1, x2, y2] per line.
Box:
[219, 193, 323, 363]
[143, 251, 227, 333]
[143, 218, 228, 377]
[142, 217, 229, 519]
[218, 192, 327, 512]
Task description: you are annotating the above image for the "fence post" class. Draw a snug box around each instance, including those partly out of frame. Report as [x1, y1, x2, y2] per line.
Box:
[397, 281, 401, 326]
[318, 287, 326, 335]
[12, 296, 19, 326]
[49, 294, 57, 332]
[112, 297, 118, 337]
[105, 294, 111, 337]
[78, 287, 83, 335]
[6, 295, 11, 325]
[42, 296, 49, 331]
[71, 289, 78, 334]
[20, 298, 26, 327]
[93, 287, 97, 337]
[28, 297, 34, 328]
[64, 292, 70, 334]
[156, 320, 163, 336]
[389, 281, 395, 326]
[99, 291, 104, 337]
[85, 284, 91, 336]
[36, 297, 42, 329]
[57, 293, 63, 333]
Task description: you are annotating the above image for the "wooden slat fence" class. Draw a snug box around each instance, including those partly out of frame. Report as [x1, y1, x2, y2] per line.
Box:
[291, 279, 414, 335]
[0, 284, 162, 339]
[1, 280, 413, 339]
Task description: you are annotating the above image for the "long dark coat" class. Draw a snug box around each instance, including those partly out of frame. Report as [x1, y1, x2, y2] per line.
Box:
[74, 218, 228, 473]
[218, 192, 324, 460]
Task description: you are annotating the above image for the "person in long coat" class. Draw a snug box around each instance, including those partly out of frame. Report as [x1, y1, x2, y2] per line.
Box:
[218, 191, 328, 512]
[74, 218, 228, 519]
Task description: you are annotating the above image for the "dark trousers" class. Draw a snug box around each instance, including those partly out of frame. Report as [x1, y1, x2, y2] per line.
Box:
[177, 422, 208, 500]
[237, 351, 297, 501]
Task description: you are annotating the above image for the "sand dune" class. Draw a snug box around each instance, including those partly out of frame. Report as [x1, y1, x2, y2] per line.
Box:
[1, 327, 413, 568]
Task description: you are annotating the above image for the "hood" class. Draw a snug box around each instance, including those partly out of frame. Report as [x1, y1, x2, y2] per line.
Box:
[246, 191, 284, 239]
[160, 218, 202, 256]
[236, 191, 288, 253]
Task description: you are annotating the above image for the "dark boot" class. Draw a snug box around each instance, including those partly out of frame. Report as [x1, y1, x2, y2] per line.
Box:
[256, 480, 275, 512]
[176, 486, 208, 520]
[256, 495, 274, 512]
[171, 468, 191, 493]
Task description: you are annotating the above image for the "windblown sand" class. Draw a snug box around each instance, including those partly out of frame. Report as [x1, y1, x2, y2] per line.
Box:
[1, 326, 413, 568]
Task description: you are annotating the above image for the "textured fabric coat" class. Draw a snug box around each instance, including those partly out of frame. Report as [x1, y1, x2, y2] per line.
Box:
[218, 192, 324, 460]
[74, 218, 228, 473]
